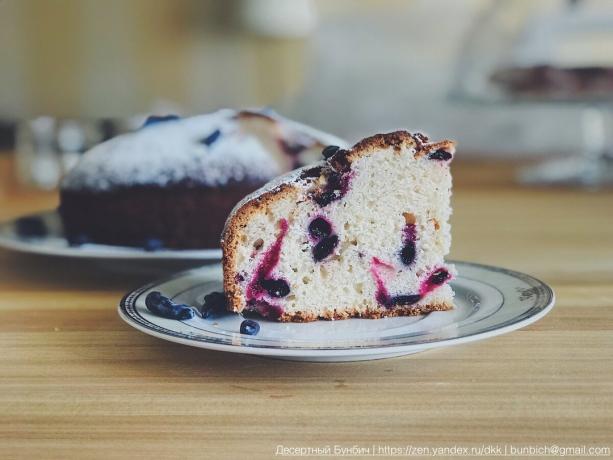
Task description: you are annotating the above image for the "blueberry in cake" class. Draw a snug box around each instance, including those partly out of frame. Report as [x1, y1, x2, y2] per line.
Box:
[59, 109, 345, 249]
[222, 131, 456, 322]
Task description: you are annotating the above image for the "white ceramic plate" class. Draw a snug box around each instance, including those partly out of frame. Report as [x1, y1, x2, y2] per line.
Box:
[118, 261, 555, 362]
[0, 210, 221, 261]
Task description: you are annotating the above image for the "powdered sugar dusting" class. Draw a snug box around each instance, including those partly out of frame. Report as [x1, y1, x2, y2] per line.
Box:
[61, 109, 346, 191]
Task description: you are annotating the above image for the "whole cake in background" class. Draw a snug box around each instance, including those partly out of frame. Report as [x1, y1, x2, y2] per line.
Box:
[222, 131, 455, 322]
[59, 109, 346, 249]
[488, 5, 613, 101]
[491, 65, 613, 100]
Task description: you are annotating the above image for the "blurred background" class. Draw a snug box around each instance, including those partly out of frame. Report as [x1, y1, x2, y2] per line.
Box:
[2, 0, 613, 188]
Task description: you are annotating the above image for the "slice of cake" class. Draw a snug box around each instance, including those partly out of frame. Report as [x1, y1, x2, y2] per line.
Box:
[221, 131, 456, 322]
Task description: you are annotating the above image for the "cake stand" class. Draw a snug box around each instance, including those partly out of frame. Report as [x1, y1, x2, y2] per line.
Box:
[448, 0, 613, 187]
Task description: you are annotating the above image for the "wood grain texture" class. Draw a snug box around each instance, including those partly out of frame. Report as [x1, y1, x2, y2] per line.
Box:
[0, 154, 612, 459]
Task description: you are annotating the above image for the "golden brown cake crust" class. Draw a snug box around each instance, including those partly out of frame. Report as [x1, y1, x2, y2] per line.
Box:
[278, 302, 453, 323]
[329, 131, 455, 171]
[222, 184, 299, 312]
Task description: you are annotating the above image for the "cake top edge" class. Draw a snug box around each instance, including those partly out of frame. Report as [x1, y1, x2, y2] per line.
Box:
[60, 108, 348, 191]
[221, 130, 456, 245]
[350, 130, 455, 158]
[328, 130, 455, 172]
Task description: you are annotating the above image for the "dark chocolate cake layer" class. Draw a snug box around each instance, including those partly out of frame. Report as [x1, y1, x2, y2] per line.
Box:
[59, 182, 263, 249]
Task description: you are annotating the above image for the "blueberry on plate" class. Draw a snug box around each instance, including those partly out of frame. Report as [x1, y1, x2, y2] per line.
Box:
[143, 238, 164, 252]
[67, 233, 90, 247]
[15, 216, 47, 238]
[240, 319, 260, 336]
[200, 291, 228, 318]
[173, 304, 197, 320]
[145, 291, 195, 320]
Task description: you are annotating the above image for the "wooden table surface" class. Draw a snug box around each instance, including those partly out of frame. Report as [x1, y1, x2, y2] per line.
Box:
[0, 154, 612, 459]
